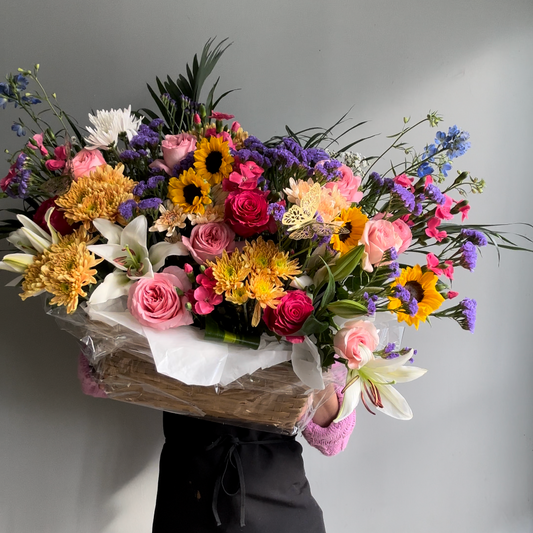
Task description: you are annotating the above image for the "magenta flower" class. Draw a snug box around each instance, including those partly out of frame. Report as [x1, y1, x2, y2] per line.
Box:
[425, 217, 447, 242]
[193, 285, 223, 315]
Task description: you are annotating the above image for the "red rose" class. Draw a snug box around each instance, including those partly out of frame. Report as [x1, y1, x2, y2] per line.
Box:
[263, 290, 314, 343]
[224, 189, 276, 238]
[33, 197, 74, 235]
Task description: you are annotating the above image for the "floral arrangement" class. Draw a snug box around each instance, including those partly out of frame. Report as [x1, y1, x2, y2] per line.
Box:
[1, 40, 529, 424]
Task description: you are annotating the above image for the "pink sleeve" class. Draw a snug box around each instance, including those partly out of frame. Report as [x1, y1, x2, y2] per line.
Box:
[78, 352, 107, 399]
[302, 386, 356, 456]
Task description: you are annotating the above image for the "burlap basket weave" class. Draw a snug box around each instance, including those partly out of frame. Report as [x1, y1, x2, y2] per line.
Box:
[95, 350, 311, 435]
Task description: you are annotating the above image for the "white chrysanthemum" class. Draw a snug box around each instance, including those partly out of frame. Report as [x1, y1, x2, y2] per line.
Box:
[84, 105, 142, 149]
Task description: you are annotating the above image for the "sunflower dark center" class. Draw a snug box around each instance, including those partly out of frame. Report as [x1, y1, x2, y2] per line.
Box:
[339, 222, 352, 242]
[205, 151, 223, 174]
[183, 184, 202, 205]
[404, 281, 424, 302]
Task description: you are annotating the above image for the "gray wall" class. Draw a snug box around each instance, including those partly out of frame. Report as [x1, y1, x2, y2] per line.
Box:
[1, 1, 532, 532]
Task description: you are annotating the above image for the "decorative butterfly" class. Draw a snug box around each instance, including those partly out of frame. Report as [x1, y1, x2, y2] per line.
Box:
[282, 183, 349, 241]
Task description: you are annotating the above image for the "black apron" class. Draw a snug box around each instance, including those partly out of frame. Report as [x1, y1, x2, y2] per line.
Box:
[152, 412, 326, 533]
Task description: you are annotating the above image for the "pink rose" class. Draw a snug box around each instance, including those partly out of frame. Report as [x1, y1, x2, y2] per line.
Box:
[225, 189, 276, 238]
[333, 320, 379, 369]
[70, 149, 106, 179]
[182, 222, 237, 265]
[263, 290, 314, 343]
[150, 133, 197, 174]
[359, 218, 403, 272]
[127, 266, 193, 330]
[325, 165, 363, 203]
[391, 218, 412, 254]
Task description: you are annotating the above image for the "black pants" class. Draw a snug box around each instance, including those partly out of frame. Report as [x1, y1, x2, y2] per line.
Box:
[152, 412, 326, 533]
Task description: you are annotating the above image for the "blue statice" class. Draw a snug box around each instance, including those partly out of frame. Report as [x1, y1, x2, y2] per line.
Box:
[138, 197, 162, 210]
[460, 241, 477, 271]
[458, 298, 477, 332]
[118, 199, 138, 220]
[425, 184, 446, 205]
[461, 228, 488, 247]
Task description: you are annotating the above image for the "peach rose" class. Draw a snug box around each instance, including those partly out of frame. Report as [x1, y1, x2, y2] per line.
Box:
[325, 164, 363, 203]
[391, 218, 412, 254]
[359, 218, 403, 272]
[333, 319, 379, 369]
[70, 149, 106, 179]
[127, 266, 193, 330]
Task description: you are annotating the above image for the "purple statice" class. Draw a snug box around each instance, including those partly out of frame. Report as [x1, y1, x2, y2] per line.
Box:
[173, 151, 195, 176]
[383, 343, 396, 355]
[133, 180, 147, 196]
[387, 247, 398, 261]
[282, 138, 303, 158]
[369, 172, 384, 188]
[118, 199, 138, 220]
[304, 147, 329, 167]
[269, 147, 300, 170]
[363, 292, 378, 314]
[147, 175, 165, 189]
[388, 262, 401, 278]
[458, 298, 477, 332]
[137, 149, 149, 158]
[148, 118, 165, 131]
[17, 168, 31, 198]
[460, 241, 477, 271]
[130, 124, 159, 149]
[425, 184, 446, 205]
[138, 197, 163, 210]
[315, 159, 342, 181]
[461, 228, 488, 247]
[267, 202, 286, 222]
[390, 183, 416, 212]
[413, 203, 423, 216]
[120, 150, 141, 161]
[407, 298, 419, 317]
[393, 285, 411, 303]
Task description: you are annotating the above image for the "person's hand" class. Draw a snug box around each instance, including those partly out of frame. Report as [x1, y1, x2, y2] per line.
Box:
[310, 383, 339, 428]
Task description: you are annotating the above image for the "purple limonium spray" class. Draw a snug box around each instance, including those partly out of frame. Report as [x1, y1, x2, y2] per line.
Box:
[425, 184, 446, 205]
[458, 298, 477, 332]
[267, 202, 286, 222]
[118, 199, 138, 220]
[461, 228, 488, 247]
[138, 197, 162, 210]
[459, 241, 477, 271]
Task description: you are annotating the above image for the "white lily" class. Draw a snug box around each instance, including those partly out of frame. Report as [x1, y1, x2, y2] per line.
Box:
[0, 209, 60, 277]
[335, 348, 426, 422]
[87, 215, 189, 305]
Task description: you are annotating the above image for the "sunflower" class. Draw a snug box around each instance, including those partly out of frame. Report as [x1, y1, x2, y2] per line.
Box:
[330, 207, 369, 255]
[194, 136, 234, 185]
[388, 265, 445, 329]
[168, 169, 212, 215]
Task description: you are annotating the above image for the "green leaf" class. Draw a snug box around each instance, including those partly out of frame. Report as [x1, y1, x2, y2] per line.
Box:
[330, 245, 365, 281]
[319, 257, 336, 310]
[294, 314, 329, 336]
[327, 300, 368, 318]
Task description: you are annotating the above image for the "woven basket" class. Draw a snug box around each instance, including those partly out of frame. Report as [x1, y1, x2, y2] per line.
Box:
[96, 350, 310, 435]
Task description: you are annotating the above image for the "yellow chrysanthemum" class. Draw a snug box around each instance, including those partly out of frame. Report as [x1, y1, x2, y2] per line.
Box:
[225, 286, 249, 306]
[270, 251, 301, 280]
[330, 207, 369, 255]
[207, 250, 250, 295]
[20, 228, 102, 314]
[168, 169, 212, 215]
[247, 272, 286, 327]
[232, 127, 249, 150]
[188, 204, 225, 226]
[242, 237, 279, 274]
[194, 136, 234, 185]
[388, 265, 445, 329]
[56, 164, 136, 229]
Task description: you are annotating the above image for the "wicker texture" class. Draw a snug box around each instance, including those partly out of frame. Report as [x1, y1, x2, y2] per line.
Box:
[96, 351, 310, 434]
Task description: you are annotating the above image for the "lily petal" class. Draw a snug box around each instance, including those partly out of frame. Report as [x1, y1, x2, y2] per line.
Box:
[89, 271, 132, 305]
[366, 350, 414, 371]
[17, 214, 51, 241]
[87, 244, 128, 271]
[92, 218, 123, 245]
[334, 371, 361, 423]
[387, 365, 427, 383]
[44, 208, 61, 245]
[149, 241, 189, 272]
[376, 382, 413, 420]
[21, 227, 51, 254]
[121, 215, 147, 249]
[0, 253, 35, 272]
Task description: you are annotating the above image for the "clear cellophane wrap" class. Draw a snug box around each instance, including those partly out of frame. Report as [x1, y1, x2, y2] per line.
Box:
[50, 305, 340, 435]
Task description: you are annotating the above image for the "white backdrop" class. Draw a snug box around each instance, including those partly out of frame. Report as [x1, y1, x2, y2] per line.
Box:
[1, 1, 532, 532]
